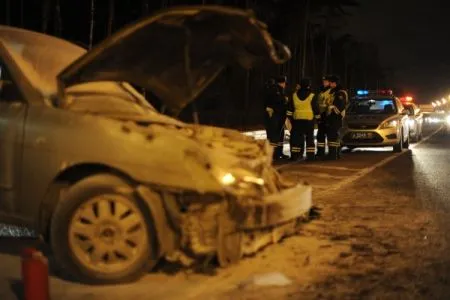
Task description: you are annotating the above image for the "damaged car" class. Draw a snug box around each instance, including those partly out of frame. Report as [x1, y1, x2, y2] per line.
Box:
[0, 5, 312, 284]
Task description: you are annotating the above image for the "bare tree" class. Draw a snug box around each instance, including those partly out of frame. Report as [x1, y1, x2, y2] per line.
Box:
[54, 0, 63, 36]
[301, 0, 310, 78]
[5, 0, 11, 25]
[142, 0, 150, 15]
[20, 0, 24, 27]
[107, 0, 115, 36]
[89, 0, 95, 49]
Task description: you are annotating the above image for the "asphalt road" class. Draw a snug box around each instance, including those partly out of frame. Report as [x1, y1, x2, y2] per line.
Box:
[0, 123, 448, 300]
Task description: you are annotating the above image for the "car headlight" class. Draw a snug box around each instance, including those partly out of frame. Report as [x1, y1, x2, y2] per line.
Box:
[218, 171, 265, 196]
[220, 172, 264, 186]
[380, 120, 398, 129]
[446, 115, 450, 125]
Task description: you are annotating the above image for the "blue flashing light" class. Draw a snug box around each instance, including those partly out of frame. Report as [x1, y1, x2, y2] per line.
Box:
[357, 90, 369, 96]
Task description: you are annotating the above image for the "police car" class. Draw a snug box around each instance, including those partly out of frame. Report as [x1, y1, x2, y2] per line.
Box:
[341, 89, 410, 152]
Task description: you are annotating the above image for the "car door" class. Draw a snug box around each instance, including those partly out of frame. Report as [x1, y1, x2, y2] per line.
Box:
[0, 58, 27, 221]
[414, 105, 424, 134]
[396, 99, 409, 139]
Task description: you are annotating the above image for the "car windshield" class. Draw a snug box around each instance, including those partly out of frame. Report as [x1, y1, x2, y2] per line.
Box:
[0, 26, 150, 110]
[348, 98, 398, 115]
[0, 26, 85, 93]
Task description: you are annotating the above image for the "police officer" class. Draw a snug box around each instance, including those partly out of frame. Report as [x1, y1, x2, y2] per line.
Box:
[326, 75, 348, 160]
[286, 78, 320, 161]
[316, 75, 333, 158]
[264, 75, 289, 160]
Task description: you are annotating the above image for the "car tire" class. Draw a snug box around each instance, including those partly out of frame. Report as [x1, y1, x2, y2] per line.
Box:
[343, 146, 356, 152]
[50, 173, 158, 284]
[418, 128, 423, 141]
[402, 133, 410, 149]
[393, 131, 403, 153]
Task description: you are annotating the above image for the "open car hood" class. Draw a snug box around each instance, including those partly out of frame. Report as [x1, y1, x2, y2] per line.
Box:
[57, 5, 291, 114]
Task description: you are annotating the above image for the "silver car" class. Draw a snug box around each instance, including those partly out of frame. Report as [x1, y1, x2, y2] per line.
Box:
[0, 6, 312, 284]
[403, 103, 424, 142]
[341, 95, 410, 152]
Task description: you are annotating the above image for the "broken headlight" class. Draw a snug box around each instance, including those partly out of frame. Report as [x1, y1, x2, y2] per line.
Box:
[215, 170, 265, 196]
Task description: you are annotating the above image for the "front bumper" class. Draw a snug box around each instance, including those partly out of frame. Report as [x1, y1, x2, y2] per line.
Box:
[162, 182, 312, 266]
[341, 126, 401, 147]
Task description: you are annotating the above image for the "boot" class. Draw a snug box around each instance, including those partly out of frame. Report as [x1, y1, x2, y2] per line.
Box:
[273, 146, 283, 159]
[316, 147, 325, 158]
[289, 152, 301, 162]
[306, 151, 316, 161]
[326, 146, 339, 160]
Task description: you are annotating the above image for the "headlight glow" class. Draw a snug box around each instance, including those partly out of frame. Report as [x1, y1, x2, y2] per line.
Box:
[446, 115, 450, 125]
[221, 173, 236, 185]
[380, 120, 398, 129]
[408, 119, 415, 127]
[243, 176, 265, 185]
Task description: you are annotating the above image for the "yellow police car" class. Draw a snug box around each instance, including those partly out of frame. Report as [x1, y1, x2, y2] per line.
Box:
[341, 90, 410, 152]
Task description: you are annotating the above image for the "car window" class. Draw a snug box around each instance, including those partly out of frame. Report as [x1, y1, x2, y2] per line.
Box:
[347, 98, 398, 114]
[0, 60, 23, 103]
[403, 104, 415, 115]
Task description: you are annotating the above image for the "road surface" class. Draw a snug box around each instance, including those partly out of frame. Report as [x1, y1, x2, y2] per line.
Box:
[0, 123, 448, 299]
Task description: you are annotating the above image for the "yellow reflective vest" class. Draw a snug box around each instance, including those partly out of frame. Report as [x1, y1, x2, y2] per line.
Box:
[293, 93, 315, 120]
[318, 88, 332, 114]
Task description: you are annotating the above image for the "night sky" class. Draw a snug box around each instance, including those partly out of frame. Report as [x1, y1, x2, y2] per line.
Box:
[343, 0, 450, 103]
[2, 0, 449, 104]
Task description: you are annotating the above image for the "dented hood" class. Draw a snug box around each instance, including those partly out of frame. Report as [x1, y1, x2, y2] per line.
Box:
[57, 5, 291, 114]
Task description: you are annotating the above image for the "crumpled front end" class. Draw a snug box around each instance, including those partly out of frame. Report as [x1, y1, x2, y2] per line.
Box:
[175, 179, 312, 267]
[131, 122, 312, 268]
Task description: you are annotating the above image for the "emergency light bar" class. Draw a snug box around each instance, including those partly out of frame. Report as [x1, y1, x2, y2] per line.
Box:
[355, 89, 393, 96]
[356, 90, 369, 95]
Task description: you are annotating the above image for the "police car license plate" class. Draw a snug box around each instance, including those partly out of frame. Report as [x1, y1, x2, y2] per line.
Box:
[352, 132, 373, 139]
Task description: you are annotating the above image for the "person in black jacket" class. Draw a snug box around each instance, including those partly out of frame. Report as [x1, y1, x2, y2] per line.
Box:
[326, 75, 348, 160]
[286, 78, 320, 161]
[264, 75, 289, 160]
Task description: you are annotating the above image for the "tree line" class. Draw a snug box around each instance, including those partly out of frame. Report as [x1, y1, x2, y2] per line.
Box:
[1, 0, 387, 129]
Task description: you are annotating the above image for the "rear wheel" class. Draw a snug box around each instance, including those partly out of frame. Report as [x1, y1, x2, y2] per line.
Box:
[50, 174, 158, 284]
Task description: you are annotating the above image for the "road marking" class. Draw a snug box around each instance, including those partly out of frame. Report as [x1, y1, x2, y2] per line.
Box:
[284, 171, 348, 180]
[295, 164, 362, 172]
[314, 126, 443, 198]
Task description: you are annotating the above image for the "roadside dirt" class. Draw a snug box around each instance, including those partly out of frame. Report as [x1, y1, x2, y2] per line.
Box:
[205, 152, 450, 300]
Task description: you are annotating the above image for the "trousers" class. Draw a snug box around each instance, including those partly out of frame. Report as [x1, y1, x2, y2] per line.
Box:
[290, 119, 315, 160]
[265, 110, 285, 158]
[316, 118, 327, 156]
[326, 117, 342, 160]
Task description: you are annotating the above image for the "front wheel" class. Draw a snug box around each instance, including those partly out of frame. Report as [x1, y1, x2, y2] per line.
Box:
[393, 131, 403, 153]
[402, 132, 410, 149]
[50, 173, 158, 284]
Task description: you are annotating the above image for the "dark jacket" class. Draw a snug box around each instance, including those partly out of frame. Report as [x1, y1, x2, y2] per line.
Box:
[286, 88, 320, 119]
[327, 86, 348, 125]
[330, 85, 348, 115]
[264, 84, 288, 113]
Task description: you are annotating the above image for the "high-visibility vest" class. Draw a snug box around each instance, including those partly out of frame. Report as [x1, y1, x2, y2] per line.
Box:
[293, 93, 315, 120]
[318, 89, 332, 114]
